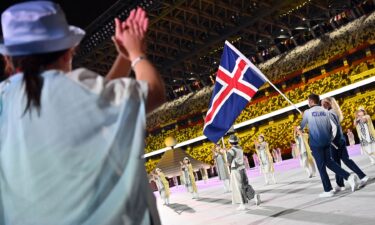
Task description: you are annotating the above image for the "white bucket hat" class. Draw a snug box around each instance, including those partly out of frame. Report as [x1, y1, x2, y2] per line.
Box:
[0, 1, 85, 56]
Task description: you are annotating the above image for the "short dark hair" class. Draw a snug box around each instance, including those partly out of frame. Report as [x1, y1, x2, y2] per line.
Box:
[308, 93, 320, 104]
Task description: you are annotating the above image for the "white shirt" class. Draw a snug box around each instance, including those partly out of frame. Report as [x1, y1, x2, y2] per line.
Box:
[0, 69, 160, 225]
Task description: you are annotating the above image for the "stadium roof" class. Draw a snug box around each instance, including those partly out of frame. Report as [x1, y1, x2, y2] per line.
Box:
[1, 0, 370, 99]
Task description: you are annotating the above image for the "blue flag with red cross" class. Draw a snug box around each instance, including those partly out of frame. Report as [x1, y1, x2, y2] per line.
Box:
[203, 41, 267, 143]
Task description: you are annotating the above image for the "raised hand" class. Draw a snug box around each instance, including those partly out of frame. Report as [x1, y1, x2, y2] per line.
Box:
[112, 8, 149, 60]
[112, 18, 128, 59]
[107, 8, 165, 112]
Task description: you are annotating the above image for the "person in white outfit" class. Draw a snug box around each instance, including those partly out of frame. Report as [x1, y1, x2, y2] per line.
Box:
[255, 135, 276, 185]
[294, 129, 316, 178]
[0, 2, 164, 224]
[180, 158, 199, 199]
[212, 145, 231, 192]
[227, 135, 260, 210]
[354, 107, 375, 165]
[154, 168, 171, 205]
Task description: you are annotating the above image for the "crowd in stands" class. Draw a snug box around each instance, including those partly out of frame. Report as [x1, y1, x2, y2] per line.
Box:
[144, 12, 375, 172]
[350, 62, 369, 76]
[242, 117, 297, 153]
[146, 11, 375, 130]
[340, 89, 375, 129]
[145, 89, 375, 173]
[260, 11, 375, 78]
[147, 86, 212, 129]
[186, 143, 215, 165]
[145, 61, 374, 153]
[235, 69, 353, 124]
[145, 88, 375, 173]
[145, 157, 161, 174]
[145, 123, 203, 152]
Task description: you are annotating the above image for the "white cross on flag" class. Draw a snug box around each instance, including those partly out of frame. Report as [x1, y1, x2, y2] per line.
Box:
[203, 41, 267, 143]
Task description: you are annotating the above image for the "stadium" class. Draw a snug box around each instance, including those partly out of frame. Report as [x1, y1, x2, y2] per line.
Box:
[0, 0, 375, 225]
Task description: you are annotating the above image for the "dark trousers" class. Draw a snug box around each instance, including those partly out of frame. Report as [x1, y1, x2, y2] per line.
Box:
[331, 140, 366, 187]
[311, 145, 351, 192]
[239, 169, 255, 203]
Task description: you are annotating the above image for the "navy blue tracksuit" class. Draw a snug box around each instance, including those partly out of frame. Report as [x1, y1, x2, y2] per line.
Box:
[329, 110, 366, 187]
[300, 105, 351, 192]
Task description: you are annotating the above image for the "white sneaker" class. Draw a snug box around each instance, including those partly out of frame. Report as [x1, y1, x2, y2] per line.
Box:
[370, 157, 375, 165]
[193, 192, 199, 200]
[347, 174, 359, 192]
[334, 186, 346, 192]
[254, 194, 261, 206]
[358, 176, 369, 188]
[237, 204, 247, 210]
[319, 191, 334, 198]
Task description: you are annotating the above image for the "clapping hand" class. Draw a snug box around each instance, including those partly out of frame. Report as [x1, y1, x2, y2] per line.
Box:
[112, 7, 148, 60]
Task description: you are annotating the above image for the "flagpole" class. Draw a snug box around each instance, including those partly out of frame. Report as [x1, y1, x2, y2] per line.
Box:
[224, 40, 302, 115]
[221, 137, 231, 176]
[263, 78, 302, 114]
[221, 137, 226, 148]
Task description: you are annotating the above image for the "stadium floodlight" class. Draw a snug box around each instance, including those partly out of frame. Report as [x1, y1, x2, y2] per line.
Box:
[277, 35, 289, 39]
[295, 26, 308, 30]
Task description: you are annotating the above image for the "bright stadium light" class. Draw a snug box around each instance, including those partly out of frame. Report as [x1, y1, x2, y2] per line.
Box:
[143, 76, 375, 158]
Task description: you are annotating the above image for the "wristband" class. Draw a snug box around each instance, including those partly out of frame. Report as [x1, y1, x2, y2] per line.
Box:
[131, 56, 146, 70]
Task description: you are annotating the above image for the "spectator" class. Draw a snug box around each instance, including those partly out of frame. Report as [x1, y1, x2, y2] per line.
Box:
[0, 2, 164, 224]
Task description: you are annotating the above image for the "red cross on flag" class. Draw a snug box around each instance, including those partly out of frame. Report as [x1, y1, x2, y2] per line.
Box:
[203, 41, 267, 143]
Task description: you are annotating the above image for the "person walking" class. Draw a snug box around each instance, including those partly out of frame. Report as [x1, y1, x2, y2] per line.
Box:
[354, 107, 375, 164]
[294, 129, 316, 178]
[180, 157, 199, 199]
[255, 135, 276, 185]
[212, 145, 231, 192]
[321, 97, 369, 191]
[227, 135, 261, 210]
[155, 168, 171, 205]
[297, 94, 359, 198]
